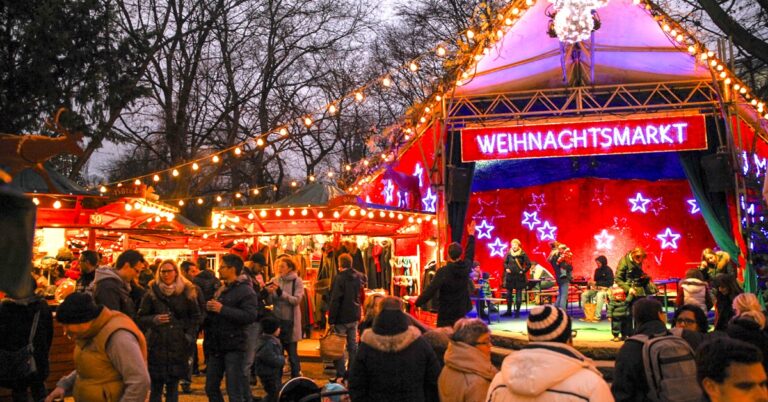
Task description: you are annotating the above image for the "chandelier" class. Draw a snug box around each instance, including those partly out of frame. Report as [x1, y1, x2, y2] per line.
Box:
[548, 0, 607, 43]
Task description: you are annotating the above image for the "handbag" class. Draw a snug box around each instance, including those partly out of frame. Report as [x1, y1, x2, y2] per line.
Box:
[0, 310, 40, 382]
[319, 326, 347, 360]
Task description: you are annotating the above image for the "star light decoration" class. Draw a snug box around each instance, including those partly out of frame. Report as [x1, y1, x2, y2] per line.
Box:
[473, 198, 507, 222]
[382, 180, 394, 204]
[521, 211, 542, 230]
[537, 221, 558, 241]
[476, 220, 495, 240]
[422, 187, 437, 212]
[548, 0, 608, 44]
[594, 229, 615, 250]
[413, 163, 424, 187]
[528, 193, 547, 212]
[488, 238, 509, 257]
[687, 199, 700, 214]
[656, 228, 682, 250]
[628, 192, 651, 213]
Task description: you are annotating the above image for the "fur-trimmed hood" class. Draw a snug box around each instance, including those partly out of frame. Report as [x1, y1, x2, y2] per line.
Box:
[361, 325, 421, 353]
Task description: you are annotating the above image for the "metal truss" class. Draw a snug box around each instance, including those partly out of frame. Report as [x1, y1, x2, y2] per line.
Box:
[446, 80, 721, 126]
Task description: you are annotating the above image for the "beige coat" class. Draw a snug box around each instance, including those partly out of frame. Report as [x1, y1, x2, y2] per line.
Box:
[439, 341, 498, 402]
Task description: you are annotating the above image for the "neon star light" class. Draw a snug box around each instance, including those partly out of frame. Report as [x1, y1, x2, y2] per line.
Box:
[521, 211, 541, 230]
[628, 193, 651, 213]
[488, 238, 508, 257]
[594, 229, 615, 250]
[657, 228, 681, 250]
[382, 180, 394, 204]
[422, 187, 437, 212]
[476, 220, 495, 240]
[537, 221, 558, 241]
[413, 163, 424, 187]
[687, 199, 700, 214]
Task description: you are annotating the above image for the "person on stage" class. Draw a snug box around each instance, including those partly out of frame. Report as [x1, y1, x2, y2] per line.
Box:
[700, 248, 736, 282]
[580, 255, 614, 322]
[502, 239, 531, 318]
[615, 247, 656, 333]
[547, 242, 573, 311]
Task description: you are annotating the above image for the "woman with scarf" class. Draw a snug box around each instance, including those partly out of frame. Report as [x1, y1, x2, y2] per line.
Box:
[502, 239, 531, 318]
[138, 260, 202, 402]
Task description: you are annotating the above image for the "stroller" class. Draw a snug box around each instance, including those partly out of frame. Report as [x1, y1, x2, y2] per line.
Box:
[279, 377, 350, 402]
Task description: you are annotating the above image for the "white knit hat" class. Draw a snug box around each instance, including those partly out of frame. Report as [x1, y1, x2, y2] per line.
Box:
[527, 305, 571, 343]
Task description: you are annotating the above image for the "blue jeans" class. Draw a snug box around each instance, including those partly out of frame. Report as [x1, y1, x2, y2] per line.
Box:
[242, 322, 261, 401]
[556, 279, 570, 310]
[332, 322, 358, 378]
[581, 289, 608, 319]
[205, 351, 247, 402]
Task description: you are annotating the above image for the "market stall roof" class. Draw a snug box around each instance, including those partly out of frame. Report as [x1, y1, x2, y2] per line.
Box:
[455, 0, 710, 96]
[213, 183, 435, 237]
[9, 164, 97, 195]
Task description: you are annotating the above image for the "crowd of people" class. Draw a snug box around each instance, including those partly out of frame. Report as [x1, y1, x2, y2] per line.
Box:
[2, 219, 768, 402]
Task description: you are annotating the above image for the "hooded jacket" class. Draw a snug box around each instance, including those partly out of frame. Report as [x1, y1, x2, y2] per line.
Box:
[676, 278, 711, 312]
[416, 236, 475, 327]
[203, 275, 259, 353]
[349, 326, 440, 402]
[438, 341, 498, 402]
[486, 342, 613, 402]
[93, 267, 137, 318]
[192, 269, 221, 302]
[486, 342, 613, 401]
[328, 267, 364, 325]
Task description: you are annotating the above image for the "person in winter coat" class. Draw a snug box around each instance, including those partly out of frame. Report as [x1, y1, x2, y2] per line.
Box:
[671, 305, 710, 351]
[700, 248, 736, 282]
[192, 261, 221, 303]
[438, 318, 497, 402]
[416, 221, 477, 327]
[727, 293, 768, 371]
[328, 253, 364, 380]
[0, 284, 54, 402]
[607, 284, 633, 342]
[256, 316, 285, 402]
[93, 249, 147, 319]
[204, 254, 259, 402]
[76, 250, 100, 292]
[547, 243, 573, 310]
[349, 296, 441, 402]
[580, 255, 614, 322]
[138, 260, 202, 402]
[486, 305, 613, 401]
[713, 273, 742, 331]
[266, 257, 305, 378]
[676, 268, 712, 312]
[502, 239, 531, 317]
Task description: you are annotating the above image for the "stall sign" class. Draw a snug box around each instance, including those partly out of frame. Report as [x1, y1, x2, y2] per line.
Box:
[461, 114, 707, 162]
[110, 184, 147, 198]
[331, 222, 345, 233]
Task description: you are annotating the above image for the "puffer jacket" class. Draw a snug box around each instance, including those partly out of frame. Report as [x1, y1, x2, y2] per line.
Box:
[137, 282, 202, 380]
[203, 275, 259, 353]
[192, 269, 221, 302]
[416, 236, 475, 327]
[349, 326, 440, 402]
[438, 341, 497, 402]
[676, 278, 710, 311]
[486, 343, 613, 401]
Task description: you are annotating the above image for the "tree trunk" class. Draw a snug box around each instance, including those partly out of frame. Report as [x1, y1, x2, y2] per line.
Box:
[698, 0, 768, 65]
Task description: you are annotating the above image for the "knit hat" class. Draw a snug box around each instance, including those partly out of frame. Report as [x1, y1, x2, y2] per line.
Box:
[56, 292, 103, 324]
[372, 296, 409, 335]
[527, 305, 571, 343]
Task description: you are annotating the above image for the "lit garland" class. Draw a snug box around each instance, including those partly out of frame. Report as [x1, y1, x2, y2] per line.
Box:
[548, 0, 608, 43]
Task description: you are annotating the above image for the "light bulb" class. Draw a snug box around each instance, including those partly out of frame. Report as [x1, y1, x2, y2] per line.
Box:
[124, 203, 132, 211]
[355, 92, 364, 102]
[260, 210, 267, 218]
[248, 213, 254, 220]
[134, 179, 141, 185]
[466, 30, 474, 39]
[216, 196, 222, 202]
[256, 138, 264, 147]
[235, 192, 242, 199]
[304, 117, 312, 127]
[350, 210, 357, 217]
[329, 104, 337, 114]
[212, 155, 220, 163]
[178, 200, 185, 206]
[409, 62, 419, 72]
[234, 147, 242, 156]
[275, 210, 282, 217]
[382, 77, 392, 87]
[289, 209, 295, 216]
[333, 211, 340, 219]
[512, 7, 520, 15]
[279, 127, 288, 136]
[436, 47, 446, 57]
[192, 162, 199, 170]
[309, 175, 315, 182]
[345, 165, 351, 171]
[197, 198, 203, 205]
[291, 181, 297, 187]
[99, 186, 107, 193]
[327, 171, 334, 178]
[253, 189, 260, 195]
[301, 209, 308, 216]
[318, 211, 324, 219]
[153, 174, 160, 182]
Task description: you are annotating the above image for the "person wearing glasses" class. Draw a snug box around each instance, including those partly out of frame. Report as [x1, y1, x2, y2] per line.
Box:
[485, 305, 612, 401]
[438, 318, 497, 402]
[93, 250, 147, 320]
[137, 260, 202, 402]
[203, 254, 259, 402]
[671, 304, 709, 351]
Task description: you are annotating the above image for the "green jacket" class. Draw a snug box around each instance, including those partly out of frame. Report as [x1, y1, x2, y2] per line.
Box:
[607, 294, 633, 319]
[615, 254, 656, 297]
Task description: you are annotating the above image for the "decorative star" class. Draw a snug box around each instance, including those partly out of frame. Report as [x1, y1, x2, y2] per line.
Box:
[488, 238, 508, 257]
[649, 197, 667, 216]
[687, 199, 700, 214]
[594, 229, 615, 250]
[656, 227, 681, 250]
[528, 193, 547, 212]
[476, 220, 495, 240]
[422, 187, 437, 212]
[537, 221, 557, 241]
[628, 192, 651, 213]
[521, 211, 541, 230]
[413, 163, 424, 187]
[382, 180, 394, 204]
[473, 198, 506, 222]
[591, 188, 609, 206]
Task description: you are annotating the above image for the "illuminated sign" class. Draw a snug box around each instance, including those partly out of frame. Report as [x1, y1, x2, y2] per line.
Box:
[461, 115, 707, 162]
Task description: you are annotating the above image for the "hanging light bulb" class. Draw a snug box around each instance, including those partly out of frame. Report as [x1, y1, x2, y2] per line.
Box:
[153, 174, 160, 182]
[212, 155, 220, 163]
[172, 169, 179, 177]
[289, 209, 295, 216]
[382, 77, 392, 87]
[192, 162, 199, 171]
[279, 127, 288, 136]
[436, 46, 446, 57]
[309, 175, 316, 182]
[260, 210, 267, 218]
[328, 104, 337, 114]
[197, 198, 204, 205]
[318, 211, 324, 219]
[256, 138, 265, 147]
[253, 189, 260, 195]
[291, 181, 297, 187]
[134, 179, 141, 185]
[333, 211, 340, 219]
[178, 200, 185, 206]
[234, 147, 242, 156]
[327, 171, 334, 178]
[275, 210, 282, 217]
[303, 117, 313, 127]
[235, 192, 242, 199]
[345, 164, 351, 171]
[355, 92, 364, 102]
[99, 186, 107, 193]
[409, 62, 419, 72]
[301, 209, 308, 216]
[466, 30, 475, 40]
[216, 195, 223, 202]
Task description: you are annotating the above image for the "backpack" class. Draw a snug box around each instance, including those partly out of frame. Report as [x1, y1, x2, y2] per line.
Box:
[628, 331, 702, 402]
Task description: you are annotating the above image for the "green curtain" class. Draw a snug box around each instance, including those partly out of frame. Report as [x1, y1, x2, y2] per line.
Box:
[678, 153, 756, 293]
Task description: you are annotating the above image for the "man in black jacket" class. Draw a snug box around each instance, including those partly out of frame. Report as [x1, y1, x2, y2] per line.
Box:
[93, 249, 146, 319]
[580, 255, 614, 322]
[328, 253, 364, 380]
[204, 254, 259, 402]
[76, 250, 100, 293]
[416, 221, 476, 327]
